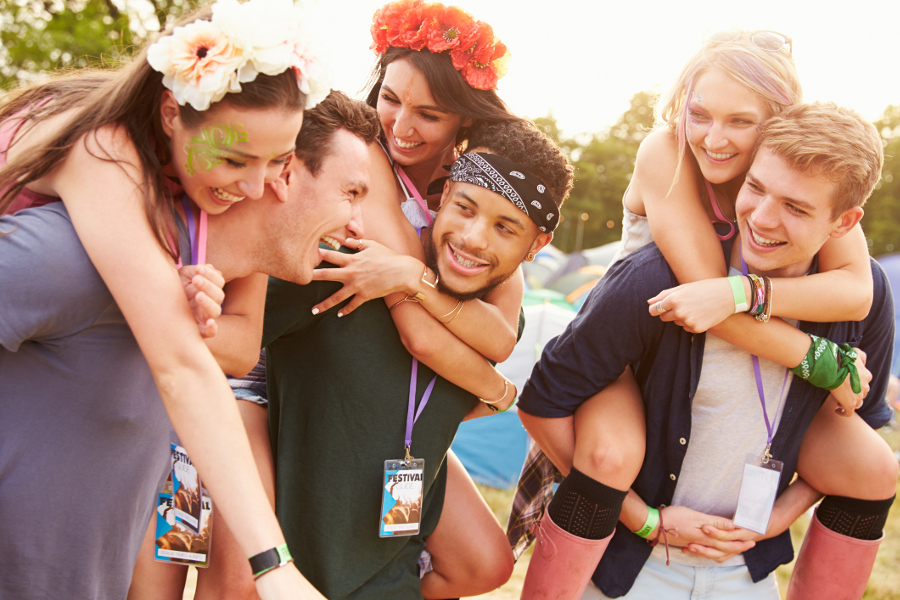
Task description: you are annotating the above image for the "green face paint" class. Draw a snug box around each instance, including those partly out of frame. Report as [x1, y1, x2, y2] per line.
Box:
[183, 124, 249, 176]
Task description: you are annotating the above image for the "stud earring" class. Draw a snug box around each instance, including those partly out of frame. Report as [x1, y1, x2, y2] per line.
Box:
[526, 252, 535, 262]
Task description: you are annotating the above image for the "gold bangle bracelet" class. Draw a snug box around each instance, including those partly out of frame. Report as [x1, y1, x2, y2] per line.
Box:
[436, 300, 463, 322]
[389, 295, 418, 310]
[444, 300, 465, 324]
[479, 378, 509, 406]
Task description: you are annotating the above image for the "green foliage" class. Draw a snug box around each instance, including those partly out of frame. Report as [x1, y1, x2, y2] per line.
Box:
[0, 0, 197, 90]
[541, 90, 657, 253]
[864, 104, 900, 257]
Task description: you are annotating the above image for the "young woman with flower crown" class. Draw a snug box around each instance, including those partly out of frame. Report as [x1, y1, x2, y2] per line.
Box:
[512, 31, 896, 600]
[233, 1, 521, 597]
[0, 1, 328, 599]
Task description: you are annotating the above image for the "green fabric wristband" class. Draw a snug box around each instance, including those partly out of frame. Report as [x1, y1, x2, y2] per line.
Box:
[790, 334, 861, 393]
[727, 276, 749, 313]
[635, 506, 660, 539]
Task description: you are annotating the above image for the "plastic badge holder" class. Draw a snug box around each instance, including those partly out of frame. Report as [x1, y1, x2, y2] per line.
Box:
[153, 443, 214, 567]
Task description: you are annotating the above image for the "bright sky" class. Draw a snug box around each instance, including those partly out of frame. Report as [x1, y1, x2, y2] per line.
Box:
[306, 0, 900, 136]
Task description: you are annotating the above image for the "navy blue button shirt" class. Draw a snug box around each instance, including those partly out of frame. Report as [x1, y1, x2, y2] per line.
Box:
[518, 241, 894, 598]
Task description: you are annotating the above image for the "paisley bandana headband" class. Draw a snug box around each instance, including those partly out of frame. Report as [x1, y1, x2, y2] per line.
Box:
[448, 153, 558, 233]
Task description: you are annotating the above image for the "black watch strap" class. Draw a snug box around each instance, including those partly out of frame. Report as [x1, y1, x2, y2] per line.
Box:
[249, 543, 293, 579]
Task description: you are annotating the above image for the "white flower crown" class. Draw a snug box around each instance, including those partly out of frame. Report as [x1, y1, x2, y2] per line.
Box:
[147, 0, 329, 112]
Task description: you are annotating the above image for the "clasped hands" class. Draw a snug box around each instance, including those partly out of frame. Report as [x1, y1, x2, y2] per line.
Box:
[651, 505, 762, 563]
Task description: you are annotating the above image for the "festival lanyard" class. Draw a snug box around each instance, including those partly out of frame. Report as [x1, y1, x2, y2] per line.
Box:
[740, 248, 793, 462]
[395, 164, 434, 227]
[404, 358, 438, 462]
[179, 194, 208, 266]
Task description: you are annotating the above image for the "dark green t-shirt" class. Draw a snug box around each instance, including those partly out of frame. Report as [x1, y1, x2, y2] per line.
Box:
[263, 259, 477, 599]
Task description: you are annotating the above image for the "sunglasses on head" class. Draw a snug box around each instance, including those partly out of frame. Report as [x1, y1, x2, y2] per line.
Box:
[707, 29, 792, 54]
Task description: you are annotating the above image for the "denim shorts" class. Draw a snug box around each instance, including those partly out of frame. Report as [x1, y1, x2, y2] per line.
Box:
[584, 552, 780, 600]
[232, 386, 267, 407]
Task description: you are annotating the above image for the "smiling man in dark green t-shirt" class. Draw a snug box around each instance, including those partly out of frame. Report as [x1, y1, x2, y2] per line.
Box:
[263, 119, 574, 599]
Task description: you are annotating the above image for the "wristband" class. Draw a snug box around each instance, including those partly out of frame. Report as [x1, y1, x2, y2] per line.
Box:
[727, 276, 749, 313]
[790, 334, 861, 393]
[249, 543, 293, 579]
[634, 506, 659, 539]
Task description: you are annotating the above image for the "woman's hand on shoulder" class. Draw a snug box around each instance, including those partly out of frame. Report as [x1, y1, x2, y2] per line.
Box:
[310, 238, 423, 317]
[179, 264, 225, 338]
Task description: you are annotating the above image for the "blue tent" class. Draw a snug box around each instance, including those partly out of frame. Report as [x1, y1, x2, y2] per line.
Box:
[451, 301, 577, 488]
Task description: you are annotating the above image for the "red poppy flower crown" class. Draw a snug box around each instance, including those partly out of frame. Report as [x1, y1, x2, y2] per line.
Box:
[370, 0, 510, 91]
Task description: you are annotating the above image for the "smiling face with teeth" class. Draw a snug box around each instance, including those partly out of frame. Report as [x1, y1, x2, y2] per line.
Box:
[685, 68, 770, 193]
[161, 92, 303, 215]
[423, 181, 552, 301]
[376, 59, 470, 177]
[736, 148, 863, 278]
[272, 128, 370, 284]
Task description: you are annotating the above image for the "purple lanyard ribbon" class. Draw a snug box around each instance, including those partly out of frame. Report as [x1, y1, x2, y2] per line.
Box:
[180, 194, 208, 266]
[405, 358, 437, 453]
[740, 249, 792, 456]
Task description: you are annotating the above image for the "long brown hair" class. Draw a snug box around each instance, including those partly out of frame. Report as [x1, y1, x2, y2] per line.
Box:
[364, 47, 514, 147]
[0, 4, 305, 258]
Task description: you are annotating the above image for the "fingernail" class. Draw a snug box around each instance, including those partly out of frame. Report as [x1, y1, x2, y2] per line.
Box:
[311, 308, 319, 315]
[337, 312, 343, 318]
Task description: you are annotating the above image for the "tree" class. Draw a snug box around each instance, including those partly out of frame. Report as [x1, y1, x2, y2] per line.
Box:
[861, 104, 900, 257]
[544, 91, 657, 253]
[0, 0, 197, 89]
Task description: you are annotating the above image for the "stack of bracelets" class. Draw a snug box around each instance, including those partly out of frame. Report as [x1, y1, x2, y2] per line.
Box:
[745, 273, 773, 322]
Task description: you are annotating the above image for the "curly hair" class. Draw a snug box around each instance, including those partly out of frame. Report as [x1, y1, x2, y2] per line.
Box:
[465, 117, 573, 208]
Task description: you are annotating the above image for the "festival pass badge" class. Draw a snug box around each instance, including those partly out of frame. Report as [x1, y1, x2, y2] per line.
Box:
[153, 443, 214, 567]
[732, 453, 783, 535]
[379, 458, 425, 537]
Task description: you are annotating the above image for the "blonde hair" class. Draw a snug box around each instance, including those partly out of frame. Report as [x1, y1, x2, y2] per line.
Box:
[756, 102, 883, 216]
[656, 31, 802, 189]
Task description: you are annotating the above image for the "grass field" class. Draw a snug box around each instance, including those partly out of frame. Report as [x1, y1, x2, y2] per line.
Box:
[184, 426, 900, 599]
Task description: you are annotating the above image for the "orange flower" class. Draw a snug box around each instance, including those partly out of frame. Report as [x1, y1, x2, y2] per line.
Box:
[424, 5, 477, 54]
[370, 0, 509, 90]
[370, 0, 422, 53]
[461, 61, 498, 91]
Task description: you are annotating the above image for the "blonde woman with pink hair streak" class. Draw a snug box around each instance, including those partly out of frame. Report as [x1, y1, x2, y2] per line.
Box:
[512, 31, 896, 600]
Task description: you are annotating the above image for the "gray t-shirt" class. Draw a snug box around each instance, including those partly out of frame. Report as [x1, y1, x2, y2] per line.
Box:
[656, 266, 796, 568]
[0, 202, 172, 599]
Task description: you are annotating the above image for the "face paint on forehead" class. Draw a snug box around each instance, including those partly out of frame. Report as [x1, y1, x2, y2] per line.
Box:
[183, 124, 248, 176]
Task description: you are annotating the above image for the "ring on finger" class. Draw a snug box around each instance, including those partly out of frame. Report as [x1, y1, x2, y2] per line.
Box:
[655, 301, 667, 314]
